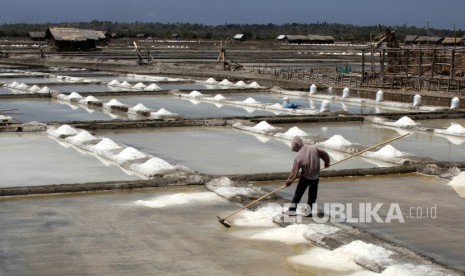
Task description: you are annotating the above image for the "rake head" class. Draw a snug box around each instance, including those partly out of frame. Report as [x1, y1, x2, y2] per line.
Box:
[217, 216, 231, 228]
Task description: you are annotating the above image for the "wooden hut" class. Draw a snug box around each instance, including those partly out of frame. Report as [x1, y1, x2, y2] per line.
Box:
[28, 31, 46, 41]
[45, 27, 101, 51]
[404, 35, 418, 45]
[415, 36, 443, 45]
[441, 37, 464, 46]
[233, 34, 246, 41]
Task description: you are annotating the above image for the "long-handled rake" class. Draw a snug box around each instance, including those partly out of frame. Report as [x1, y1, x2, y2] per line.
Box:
[217, 132, 411, 228]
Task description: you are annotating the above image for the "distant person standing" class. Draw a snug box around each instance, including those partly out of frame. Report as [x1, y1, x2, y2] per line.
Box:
[286, 136, 330, 216]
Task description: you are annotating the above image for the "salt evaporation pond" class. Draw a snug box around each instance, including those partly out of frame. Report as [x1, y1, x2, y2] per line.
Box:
[261, 173, 465, 272]
[47, 84, 118, 93]
[0, 186, 352, 275]
[0, 98, 130, 122]
[0, 77, 62, 84]
[0, 87, 21, 95]
[98, 127, 388, 175]
[415, 118, 465, 129]
[99, 95, 277, 118]
[228, 93, 412, 114]
[290, 121, 465, 162]
[0, 132, 140, 187]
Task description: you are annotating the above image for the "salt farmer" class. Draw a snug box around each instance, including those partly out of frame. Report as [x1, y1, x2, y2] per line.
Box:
[285, 136, 330, 216]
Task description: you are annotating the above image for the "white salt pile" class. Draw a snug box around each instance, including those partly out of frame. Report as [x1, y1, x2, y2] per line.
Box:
[131, 103, 151, 111]
[104, 99, 125, 107]
[328, 240, 394, 267]
[235, 80, 247, 87]
[289, 247, 361, 272]
[448, 172, 465, 198]
[269, 103, 283, 109]
[8, 81, 19, 87]
[382, 264, 446, 276]
[120, 81, 132, 88]
[38, 86, 50, 93]
[372, 145, 404, 158]
[243, 97, 259, 104]
[189, 90, 203, 97]
[134, 192, 224, 208]
[79, 95, 100, 104]
[152, 108, 172, 116]
[212, 94, 226, 100]
[445, 123, 465, 134]
[16, 83, 29, 89]
[132, 82, 146, 89]
[219, 79, 234, 86]
[28, 85, 41, 92]
[47, 124, 79, 138]
[253, 121, 276, 132]
[131, 157, 176, 177]
[205, 77, 218, 84]
[303, 224, 340, 243]
[233, 204, 283, 227]
[107, 79, 121, 86]
[110, 147, 146, 164]
[247, 81, 261, 88]
[0, 115, 12, 121]
[144, 83, 161, 91]
[66, 92, 83, 100]
[283, 126, 307, 137]
[65, 130, 99, 145]
[91, 138, 121, 154]
[206, 177, 264, 200]
[393, 116, 417, 127]
[249, 224, 310, 244]
[321, 135, 353, 147]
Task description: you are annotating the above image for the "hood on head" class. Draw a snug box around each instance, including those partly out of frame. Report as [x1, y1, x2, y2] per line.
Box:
[291, 136, 304, 152]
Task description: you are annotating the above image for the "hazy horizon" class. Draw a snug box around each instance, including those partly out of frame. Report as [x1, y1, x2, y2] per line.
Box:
[1, 0, 464, 30]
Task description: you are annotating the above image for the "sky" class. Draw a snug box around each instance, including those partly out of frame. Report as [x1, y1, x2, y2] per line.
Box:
[1, 0, 464, 30]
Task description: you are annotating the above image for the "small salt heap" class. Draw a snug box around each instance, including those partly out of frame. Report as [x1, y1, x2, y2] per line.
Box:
[212, 94, 226, 101]
[79, 95, 100, 104]
[107, 79, 121, 86]
[8, 81, 19, 88]
[66, 92, 83, 101]
[16, 83, 29, 90]
[269, 103, 283, 109]
[321, 135, 352, 147]
[393, 116, 417, 127]
[120, 81, 132, 88]
[144, 83, 161, 91]
[104, 99, 126, 107]
[235, 80, 247, 87]
[133, 82, 146, 89]
[253, 121, 276, 132]
[131, 157, 176, 177]
[219, 79, 234, 86]
[243, 97, 258, 104]
[29, 85, 41, 92]
[47, 124, 79, 138]
[92, 138, 122, 154]
[247, 81, 261, 88]
[205, 77, 218, 84]
[65, 130, 99, 145]
[38, 86, 50, 93]
[373, 145, 404, 158]
[151, 108, 173, 117]
[189, 90, 203, 97]
[445, 123, 465, 135]
[131, 103, 151, 111]
[110, 147, 146, 164]
[283, 126, 307, 137]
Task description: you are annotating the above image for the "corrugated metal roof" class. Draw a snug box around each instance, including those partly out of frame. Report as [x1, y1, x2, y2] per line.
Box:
[234, 34, 244, 39]
[47, 27, 100, 41]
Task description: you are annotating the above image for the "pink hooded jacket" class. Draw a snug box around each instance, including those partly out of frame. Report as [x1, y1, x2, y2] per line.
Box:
[287, 136, 330, 184]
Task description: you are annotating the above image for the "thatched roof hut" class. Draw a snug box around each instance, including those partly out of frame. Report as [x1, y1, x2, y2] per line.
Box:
[404, 35, 418, 44]
[45, 27, 102, 50]
[28, 31, 46, 41]
[441, 37, 464, 46]
[415, 36, 443, 45]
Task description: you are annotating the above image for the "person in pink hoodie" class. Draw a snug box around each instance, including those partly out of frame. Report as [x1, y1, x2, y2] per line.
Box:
[286, 135, 330, 216]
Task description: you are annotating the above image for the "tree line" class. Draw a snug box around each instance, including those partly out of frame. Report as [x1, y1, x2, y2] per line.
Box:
[0, 21, 463, 42]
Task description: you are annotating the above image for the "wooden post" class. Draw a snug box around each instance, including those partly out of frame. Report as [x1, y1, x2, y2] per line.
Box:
[361, 49, 365, 85]
[381, 49, 385, 88]
[450, 49, 456, 79]
[431, 49, 437, 79]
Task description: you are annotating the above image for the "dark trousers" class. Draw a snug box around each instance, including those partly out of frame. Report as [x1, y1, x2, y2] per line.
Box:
[289, 177, 319, 212]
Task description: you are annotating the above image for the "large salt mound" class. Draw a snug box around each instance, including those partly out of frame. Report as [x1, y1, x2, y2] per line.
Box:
[65, 130, 99, 145]
[235, 80, 247, 87]
[394, 116, 417, 127]
[205, 77, 217, 84]
[110, 147, 146, 164]
[131, 103, 151, 111]
[247, 81, 261, 88]
[283, 126, 307, 137]
[132, 82, 146, 89]
[327, 240, 394, 267]
[189, 90, 203, 97]
[373, 145, 404, 158]
[249, 224, 310, 244]
[253, 121, 276, 131]
[212, 94, 225, 100]
[144, 83, 161, 91]
[243, 97, 258, 104]
[134, 192, 224, 208]
[107, 79, 121, 86]
[79, 95, 100, 104]
[446, 123, 465, 134]
[120, 81, 132, 87]
[104, 99, 125, 106]
[92, 138, 121, 153]
[219, 79, 234, 86]
[48, 124, 79, 138]
[29, 85, 41, 92]
[448, 172, 465, 198]
[322, 135, 352, 147]
[131, 157, 176, 177]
